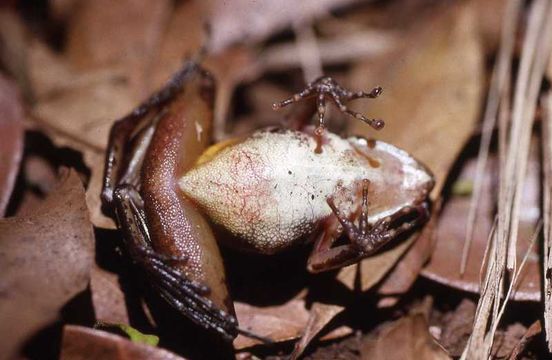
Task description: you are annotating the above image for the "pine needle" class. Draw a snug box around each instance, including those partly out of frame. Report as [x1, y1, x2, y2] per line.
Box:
[461, 0, 552, 358]
[460, 0, 520, 276]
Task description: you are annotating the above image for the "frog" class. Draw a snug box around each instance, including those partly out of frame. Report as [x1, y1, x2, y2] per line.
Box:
[101, 62, 434, 342]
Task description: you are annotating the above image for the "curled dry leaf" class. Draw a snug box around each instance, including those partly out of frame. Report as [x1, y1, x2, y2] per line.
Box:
[507, 320, 542, 360]
[289, 302, 345, 360]
[61, 325, 185, 360]
[0, 169, 94, 358]
[492, 324, 529, 359]
[234, 300, 349, 350]
[422, 149, 541, 301]
[0, 74, 24, 217]
[341, 2, 483, 292]
[234, 299, 309, 349]
[361, 313, 450, 360]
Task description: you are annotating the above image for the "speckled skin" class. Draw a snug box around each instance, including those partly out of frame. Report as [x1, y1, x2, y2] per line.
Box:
[179, 128, 434, 254]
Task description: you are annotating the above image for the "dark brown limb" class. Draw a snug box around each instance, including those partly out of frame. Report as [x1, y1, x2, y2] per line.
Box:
[272, 76, 385, 137]
[307, 180, 430, 273]
[101, 62, 204, 210]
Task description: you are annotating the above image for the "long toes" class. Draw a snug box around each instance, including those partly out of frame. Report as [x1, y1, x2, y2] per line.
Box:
[149, 261, 238, 340]
[157, 287, 237, 342]
[272, 98, 293, 110]
[370, 119, 385, 129]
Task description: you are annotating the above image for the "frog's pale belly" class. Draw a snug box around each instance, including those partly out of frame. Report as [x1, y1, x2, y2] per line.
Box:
[178, 128, 433, 254]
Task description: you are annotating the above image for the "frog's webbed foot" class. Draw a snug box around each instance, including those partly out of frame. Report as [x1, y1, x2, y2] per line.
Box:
[307, 180, 429, 273]
[272, 77, 384, 151]
[113, 184, 238, 342]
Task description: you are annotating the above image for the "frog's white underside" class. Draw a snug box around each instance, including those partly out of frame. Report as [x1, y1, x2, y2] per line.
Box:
[179, 128, 432, 254]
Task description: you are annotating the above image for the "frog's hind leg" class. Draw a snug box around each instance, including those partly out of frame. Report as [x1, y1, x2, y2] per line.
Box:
[307, 180, 429, 273]
[307, 213, 357, 272]
[113, 184, 239, 342]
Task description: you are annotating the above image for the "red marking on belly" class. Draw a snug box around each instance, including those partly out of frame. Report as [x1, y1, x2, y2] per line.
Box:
[225, 148, 272, 224]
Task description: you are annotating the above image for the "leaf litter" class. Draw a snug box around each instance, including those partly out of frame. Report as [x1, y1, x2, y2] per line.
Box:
[0, 0, 551, 359]
[0, 169, 94, 358]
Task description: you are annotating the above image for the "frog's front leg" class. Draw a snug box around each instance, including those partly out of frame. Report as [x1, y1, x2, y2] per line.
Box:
[102, 62, 205, 209]
[272, 77, 384, 135]
[307, 180, 429, 273]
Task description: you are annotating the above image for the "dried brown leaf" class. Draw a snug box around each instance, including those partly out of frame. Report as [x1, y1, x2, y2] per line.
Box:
[493, 323, 528, 359]
[289, 302, 344, 360]
[507, 320, 541, 360]
[0, 169, 95, 358]
[206, 0, 362, 52]
[340, 2, 483, 294]
[205, 48, 260, 140]
[149, 0, 205, 90]
[348, 2, 484, 197]
[423, 150, 541, 301]
[0, 74, 24, 217]
[60, 325, 185, 360]
[234, 299, 309, 349]
[234, 299, 349, 349]
[25, 39, 134, 154]
[65, 0, 171, 97]
[361, 313, 450, 360]
[0, 10, 30, 92]
[25, 41, 133, 228]
[439, 299, 477, 357]
[27, 0, 175, 152]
